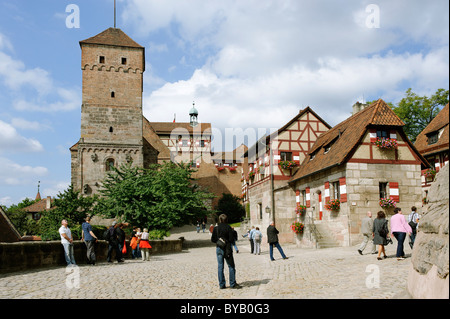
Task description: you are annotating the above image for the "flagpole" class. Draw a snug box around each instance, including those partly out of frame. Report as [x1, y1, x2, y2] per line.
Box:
[114, 0, 116, 28]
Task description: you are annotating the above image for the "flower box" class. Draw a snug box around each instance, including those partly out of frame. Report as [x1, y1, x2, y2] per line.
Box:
[373, 137, 398, 150]
[379, 197, 396, 209]
[279, 160, 297, 170]
[422, 169, 436, 179]
[325, 199, 340, 211]
[228, 166, 237, 172]
[291, 222, 304, 234]
[217, 167, 225, 172]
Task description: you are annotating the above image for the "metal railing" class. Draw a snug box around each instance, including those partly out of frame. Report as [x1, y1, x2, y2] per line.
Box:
[306, 211, 322, 246]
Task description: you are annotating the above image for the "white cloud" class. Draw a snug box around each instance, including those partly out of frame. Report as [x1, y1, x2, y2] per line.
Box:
[0, 120, 44, 153]
[11, 118, 51, 131]
[0, 32, 81, 112]
[0, 157, 48, 186]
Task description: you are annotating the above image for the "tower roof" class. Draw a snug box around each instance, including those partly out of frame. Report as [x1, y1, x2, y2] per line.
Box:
[79, 28, 144, 49]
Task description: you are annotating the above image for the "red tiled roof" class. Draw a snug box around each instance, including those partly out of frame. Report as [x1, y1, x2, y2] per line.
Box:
[289, 99, 423, 183]
[23, 197, 55, 213]
[80, 28, 143, 48]
[149, 122, 212, 135]
[414, 103, 449, 156]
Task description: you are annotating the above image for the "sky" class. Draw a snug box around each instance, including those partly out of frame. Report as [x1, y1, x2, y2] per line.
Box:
[0, 0, 448, 207]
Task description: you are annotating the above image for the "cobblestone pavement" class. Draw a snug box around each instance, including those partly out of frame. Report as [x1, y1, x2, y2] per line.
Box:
[0, 228, 413, 299]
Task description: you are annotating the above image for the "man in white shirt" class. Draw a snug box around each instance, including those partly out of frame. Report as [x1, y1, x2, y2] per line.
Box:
[59, 219, 76, 266]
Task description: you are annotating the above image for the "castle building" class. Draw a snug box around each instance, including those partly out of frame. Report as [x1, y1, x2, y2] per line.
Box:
[70, 28, 243, 208]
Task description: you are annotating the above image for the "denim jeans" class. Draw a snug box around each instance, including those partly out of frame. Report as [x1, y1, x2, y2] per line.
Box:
[269, 242, 287, 260]
[393, 232, 406, 257]
[216, 246, 236, 288]
[62, 243, 76, 266]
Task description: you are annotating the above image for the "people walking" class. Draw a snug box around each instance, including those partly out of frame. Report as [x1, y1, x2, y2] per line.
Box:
[267, 221, 288, 261]
[252, 227, 263, 255]
[358, 211, 376, 255]
[58, 219, 76, 266]
[106, 221, 124, 263]
[249, 226, 256, 254]
[116, 223, 126, 257]
[408, 206, 420, 249]
[130, 226, 141, 259]
[211, 214, 241, 289]
[373, 211, 389, 260]
[390, 207, 412, 261]
[81, 216, 98, 265]
[202, 221, 206, 233]
[139, 228, 152, 261]
[231, 227, 239, 253]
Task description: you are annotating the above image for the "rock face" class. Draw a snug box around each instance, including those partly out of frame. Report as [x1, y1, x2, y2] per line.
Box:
[408, 164, 449, 299]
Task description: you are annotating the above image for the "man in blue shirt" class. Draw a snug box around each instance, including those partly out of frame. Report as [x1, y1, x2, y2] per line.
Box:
[82, 216, 98, 265]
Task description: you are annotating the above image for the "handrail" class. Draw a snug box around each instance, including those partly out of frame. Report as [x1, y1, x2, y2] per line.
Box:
[306, 211, 322, 242]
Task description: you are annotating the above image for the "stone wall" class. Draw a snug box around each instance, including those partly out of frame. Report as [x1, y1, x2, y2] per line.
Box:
[407, 164, 449, 299]
[0, 239, 182, 274]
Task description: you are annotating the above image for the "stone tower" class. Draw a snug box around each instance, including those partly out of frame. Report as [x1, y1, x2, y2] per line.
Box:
[70, 28, 145, 195]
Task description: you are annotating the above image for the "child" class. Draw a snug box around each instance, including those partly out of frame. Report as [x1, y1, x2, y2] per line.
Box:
[139, 228, 152, 261]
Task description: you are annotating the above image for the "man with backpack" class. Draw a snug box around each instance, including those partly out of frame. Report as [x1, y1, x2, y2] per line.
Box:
[408, 206, 420, 249]
[252, 227, 263, 255]
[105, 221, 124, 263]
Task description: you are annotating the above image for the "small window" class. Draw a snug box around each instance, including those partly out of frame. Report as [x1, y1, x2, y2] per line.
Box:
[121, 57, 127, 65]
[377, 130, 388, 139]
[379, 182, 388, 199]
[182, 140, 188, 147]
[106, 158, 115, 172]
[99, 56, 105, 64]
[111, 91, 115, 98]
[109, 127, 113, 133]
[428, 133, 439, 145]
[280, 152, 292, 161]
[200, 140, 205, 147]
[332, 181, 340, 200]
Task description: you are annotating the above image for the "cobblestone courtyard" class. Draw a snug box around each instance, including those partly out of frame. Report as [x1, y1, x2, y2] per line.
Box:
[0, 227, 413, 299]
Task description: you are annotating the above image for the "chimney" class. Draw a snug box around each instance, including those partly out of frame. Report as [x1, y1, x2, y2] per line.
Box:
[46, 196, 51, 210]
[352, 101, 368, 115]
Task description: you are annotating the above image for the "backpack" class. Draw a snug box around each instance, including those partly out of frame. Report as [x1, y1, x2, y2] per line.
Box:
[408, 213, 418, 230]
[254, 231, 261, 242]
[378, 221, 388, 237]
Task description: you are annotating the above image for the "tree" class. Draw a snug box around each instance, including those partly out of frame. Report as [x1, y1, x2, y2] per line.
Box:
[215, 193, 246, 224]
[391, 88, 449, 142]
[38, 184, 98, 240]
[96, 162, 215, 232]
[3, 198, 38, 236]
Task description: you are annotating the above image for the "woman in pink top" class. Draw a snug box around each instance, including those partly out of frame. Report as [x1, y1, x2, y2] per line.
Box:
[390, 207, 412, 260]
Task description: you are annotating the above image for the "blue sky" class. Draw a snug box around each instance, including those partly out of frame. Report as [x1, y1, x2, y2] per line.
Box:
[0, 0, 448, 206]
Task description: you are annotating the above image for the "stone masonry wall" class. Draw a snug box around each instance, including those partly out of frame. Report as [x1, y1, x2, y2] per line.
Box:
[407, 164, 449, 299]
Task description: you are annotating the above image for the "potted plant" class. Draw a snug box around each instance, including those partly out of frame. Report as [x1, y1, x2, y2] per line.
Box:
[296, 204, 306, 216]
[373, 137, 398, 150]
[248, 171, 255, 180]
[379, 197, 396, 209]
[325, 199, 340, 211]
[291, 221, 304, 234]
[423, 169, 436, 179]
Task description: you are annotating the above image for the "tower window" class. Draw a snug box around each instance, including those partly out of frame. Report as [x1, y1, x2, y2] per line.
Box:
[121, 57, 127, 65]
[109, 127, 113, 133]
[99, 56, 105, 64]
[111, 91, 115, 98]
[106, 158, 115, 172]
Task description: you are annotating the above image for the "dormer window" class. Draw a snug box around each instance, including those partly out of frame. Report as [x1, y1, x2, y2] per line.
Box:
[377, 130, 388, 139]
[324, 145, 331, 154]
[428, 132, 439, 145]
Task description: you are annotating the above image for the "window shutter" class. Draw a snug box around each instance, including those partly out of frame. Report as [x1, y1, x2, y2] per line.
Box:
[389, 182, 399, 202]
[369, 129, 377, 143]
[339, 177, 347, 203]
[324, 181, 330, 203]
[296, 190, 300, 204]
[292, 151, 300, 165]
[306, 187, 311, 207]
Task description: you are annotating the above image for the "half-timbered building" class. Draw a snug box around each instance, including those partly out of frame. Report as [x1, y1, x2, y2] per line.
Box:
[289, 99, 429, 247]
[243, 107, 331, 243]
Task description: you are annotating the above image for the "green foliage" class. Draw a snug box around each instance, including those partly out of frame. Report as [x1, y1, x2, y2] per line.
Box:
[148, 229, 171, 240]
[38, 184, 98, 241]
[3, 198, 39, 236]
[96, 162, 215, 232]
[215, 193, 246, 224]
[392, 88, 448, 142]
